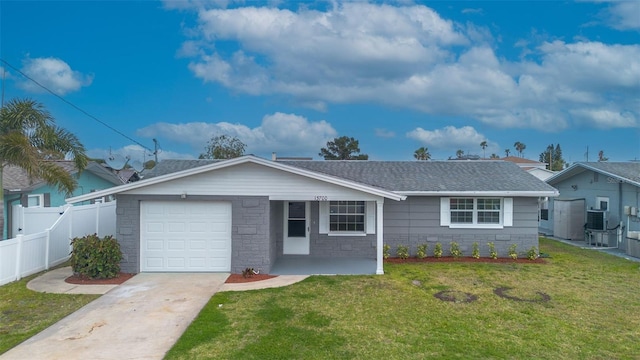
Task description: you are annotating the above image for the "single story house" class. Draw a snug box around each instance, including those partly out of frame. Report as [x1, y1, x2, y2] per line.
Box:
[66, 155, 558, 275]
[3, 161, 125, 239]
[501, 156, 556, 181]
[540, 162, 640, 257]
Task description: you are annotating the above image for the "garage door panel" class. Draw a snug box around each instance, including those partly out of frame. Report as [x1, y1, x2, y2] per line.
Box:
[141, 201, 232, 272]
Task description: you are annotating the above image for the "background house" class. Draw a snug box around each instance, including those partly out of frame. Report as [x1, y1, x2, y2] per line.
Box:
[2, 161, 124, 239]
[501, 156, 556, 181]
[541, 162, 640, 258]
[67, 156, 558, 275]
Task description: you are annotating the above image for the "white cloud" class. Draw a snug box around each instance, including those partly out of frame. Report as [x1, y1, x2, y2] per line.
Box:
[136, 112, 337, 157]
[375, 128, 396, 138]
[172, 3, 640, 131]
[602, 1, 640, 31]
[17, 57, 93, 95]
[406, 126, 498, 155]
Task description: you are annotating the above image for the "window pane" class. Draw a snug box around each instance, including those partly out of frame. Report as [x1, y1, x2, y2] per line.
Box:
[328, 201, 365, 232]
[478, 199, 500, 210]
[478, 211, 500, 223]
[28, 196, 41, 207]
[288, 202, 306, 219]
[288, 220, 306, 237]
[451, 211, 473, 223]
[451, 198, 473, 210]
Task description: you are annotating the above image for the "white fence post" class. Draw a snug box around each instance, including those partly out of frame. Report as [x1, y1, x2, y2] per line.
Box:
[44, 230, 51, 270]
[15, 234, 24, 281]
[96, 202, 101, 237]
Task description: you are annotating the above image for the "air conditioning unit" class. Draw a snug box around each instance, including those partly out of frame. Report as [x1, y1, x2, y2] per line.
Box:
[586, 210, 608, 231]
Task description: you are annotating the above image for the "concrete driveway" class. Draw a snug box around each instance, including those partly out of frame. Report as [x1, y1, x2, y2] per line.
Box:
[1, 273, 228, 360]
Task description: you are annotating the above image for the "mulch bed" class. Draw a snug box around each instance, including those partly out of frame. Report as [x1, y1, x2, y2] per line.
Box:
[65, 272, 135, 285]
[386, 256, 546, 264]
[225, 274, 277, 283]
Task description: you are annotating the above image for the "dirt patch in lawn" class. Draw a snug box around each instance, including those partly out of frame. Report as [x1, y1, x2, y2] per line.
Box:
[65, 273, 135, 285]
[386, 257, 546, 264]
[225, 274, 278, 283]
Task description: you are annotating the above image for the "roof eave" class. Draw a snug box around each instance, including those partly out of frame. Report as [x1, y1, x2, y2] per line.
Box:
[396, 190, 559, 197]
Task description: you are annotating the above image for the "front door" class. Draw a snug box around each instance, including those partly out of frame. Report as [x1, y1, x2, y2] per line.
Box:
[283, 201, 310, 255]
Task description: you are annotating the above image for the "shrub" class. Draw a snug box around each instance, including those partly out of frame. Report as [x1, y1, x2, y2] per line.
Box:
[70, 234, 122, 279]
[472, 242, 480, 259]
[383, 244, 391, 259]
[396, 245, 409, 259]
[416, 243, 428, 259]
[434, 242, 443, 258]
[488, 242, 498, 259]
[450, 242, 462, 258]
[509, 244, 518, 260]
[527, 246, 539, 260]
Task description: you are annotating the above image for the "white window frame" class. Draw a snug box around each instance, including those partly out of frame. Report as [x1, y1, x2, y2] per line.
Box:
[27, 194, 44, 208]
[595, 196, 609, 211]
[440, 197, 513, 229]
[319, 201, 376, 236]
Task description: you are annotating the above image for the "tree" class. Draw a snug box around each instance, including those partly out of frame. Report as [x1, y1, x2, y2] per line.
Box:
[480, 141, 488, 159]
[514, 141, 526, 157]
[199, 135, 246, 159]
[598, 150, 609, 162]
[413, 147, 431, 161]
[455, 149, 464, 158]
[319, 136, 368, 160]
[490, 153, 500, 159]
[539, 143, 566, 171]
[1, 98, 88, 238]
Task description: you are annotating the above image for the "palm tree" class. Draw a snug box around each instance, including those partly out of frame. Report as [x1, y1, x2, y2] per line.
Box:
[490, 153, 500, 159]
[514, 141, 526, 157]
[480, 141, 488, 159]
[505, 149, 511, 157]
[1, 98, 89, 237]
[455, 149, 464, 158]
[413, 147, 431, 161]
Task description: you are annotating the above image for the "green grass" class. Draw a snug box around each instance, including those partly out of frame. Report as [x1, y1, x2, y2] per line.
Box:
[166, 238, 640, 359]
[0, 267, 99, 354]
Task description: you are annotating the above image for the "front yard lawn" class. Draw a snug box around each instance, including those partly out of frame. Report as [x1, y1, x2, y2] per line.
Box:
[167, 238, 640, 359]
[0, 267, 99, 354]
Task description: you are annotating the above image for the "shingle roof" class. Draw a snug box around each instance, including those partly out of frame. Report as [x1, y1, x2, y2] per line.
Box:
[279, 160, 557, 193]
[2, 161, 123, 192]
[146, 159, 557, 193]
[547, 162, 640, 187]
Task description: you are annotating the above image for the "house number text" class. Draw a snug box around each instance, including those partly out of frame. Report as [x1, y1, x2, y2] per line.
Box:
[314, 196, 328, 201]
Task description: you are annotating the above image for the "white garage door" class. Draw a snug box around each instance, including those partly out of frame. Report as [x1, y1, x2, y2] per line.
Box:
[140, 201, 232, 272]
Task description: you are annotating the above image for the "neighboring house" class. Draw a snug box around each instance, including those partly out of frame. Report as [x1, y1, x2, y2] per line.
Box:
[501, 156, 556, 181]
[541, 162, 640, 257]
[2, 161, 124, 239]
[66, 155, 558, 275]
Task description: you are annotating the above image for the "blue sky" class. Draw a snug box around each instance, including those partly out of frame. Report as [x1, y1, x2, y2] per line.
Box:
[1, 0, 639, 166]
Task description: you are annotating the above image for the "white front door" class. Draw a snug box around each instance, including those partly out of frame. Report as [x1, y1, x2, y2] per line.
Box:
[283, 201, 310, 255]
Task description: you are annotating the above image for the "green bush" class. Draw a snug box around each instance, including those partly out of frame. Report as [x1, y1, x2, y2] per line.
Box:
[527, 246, 539, 260]
[416, 243, 428, 259]
[450, 242, 462, 258]
[70, 234, 123, 279]
[383, 244, 391, 259]
[434, 242, 443, 258]
[509, 244, 518, 260]
[472, 242, 480, 259]
[488, 242, 498, 259]
[396, 245, 409, 260]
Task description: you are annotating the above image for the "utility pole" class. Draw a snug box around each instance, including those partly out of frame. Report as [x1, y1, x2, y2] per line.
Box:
[153, 138, 159, 163]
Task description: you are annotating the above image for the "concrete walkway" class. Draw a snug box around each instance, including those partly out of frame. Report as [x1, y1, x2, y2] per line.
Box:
[3, 268, 308, 360]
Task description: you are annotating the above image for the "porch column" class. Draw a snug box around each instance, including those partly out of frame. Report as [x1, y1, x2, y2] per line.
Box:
[376, 200, 384, 275]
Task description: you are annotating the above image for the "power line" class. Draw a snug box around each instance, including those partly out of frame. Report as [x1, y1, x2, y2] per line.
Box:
[0, 58, 153, 153]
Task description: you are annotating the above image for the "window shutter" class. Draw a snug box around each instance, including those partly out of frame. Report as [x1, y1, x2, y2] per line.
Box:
[503, 198, 513, 227]
[366, 201, 376, 234]
[43, 193, 51, 207]
[440, 197, 450, 226]
[319, 201, 329, 234]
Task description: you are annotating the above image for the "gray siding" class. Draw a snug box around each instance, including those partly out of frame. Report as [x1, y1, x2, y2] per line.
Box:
[115, 194, 271, 274]
[383, 197, 539, 258]
[547, 169, 640, 249]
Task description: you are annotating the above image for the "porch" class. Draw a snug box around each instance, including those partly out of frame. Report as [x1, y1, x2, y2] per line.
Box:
[270, 256, 376, 275]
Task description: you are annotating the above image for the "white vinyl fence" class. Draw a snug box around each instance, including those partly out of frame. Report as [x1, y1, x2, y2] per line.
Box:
[0, 202, 116, 286]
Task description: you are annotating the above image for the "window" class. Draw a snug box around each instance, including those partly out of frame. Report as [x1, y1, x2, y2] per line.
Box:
[441, 197, 512, 228]
[329, 201, 365, 232]
[28, 194, 44, 208]
[596, 197, 609, 211]
[540, 197, 549, 221]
